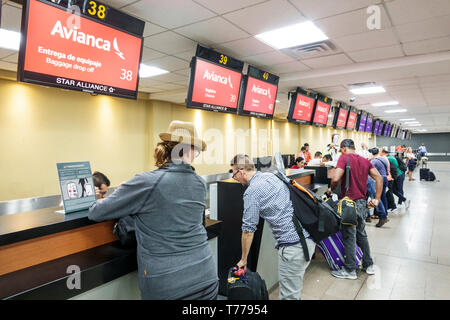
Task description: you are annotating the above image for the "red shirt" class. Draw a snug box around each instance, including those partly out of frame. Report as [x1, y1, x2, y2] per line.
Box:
[336, 153, 374, 201]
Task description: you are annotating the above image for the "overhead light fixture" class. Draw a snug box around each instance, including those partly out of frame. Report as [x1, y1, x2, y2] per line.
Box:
[0, 29, 21, 51]
[255, 21, 328, 50]
[139, 64, 169, 78]
[399, 118, 416, 121]
[416, 129, 427, 132]
[350, 86, 386, 95]
[372, 101, 399, 107]
[405, 124, 422, 127]
[276, 100, 280, 103]
[385, 109, 407, 113]
[404, 121, 420, 124]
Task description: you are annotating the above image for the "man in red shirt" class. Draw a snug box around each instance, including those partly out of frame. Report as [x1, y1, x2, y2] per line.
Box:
[326, 139, 383, 280]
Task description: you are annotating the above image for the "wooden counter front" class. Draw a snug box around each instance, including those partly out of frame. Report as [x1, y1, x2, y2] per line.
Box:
[0, 221, 117, 276]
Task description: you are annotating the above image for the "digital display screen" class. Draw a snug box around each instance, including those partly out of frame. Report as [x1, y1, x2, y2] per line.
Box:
[346, 110, 358, 130]
[335, 107, 349, 129]
[18, 0, 144, 99]
[365, 116, 373, 133]
[311, 97, 332, 127]
[373, 120, 380, 135]
[238, 66, 278, 119]
[287, 88, 316, 124]
[378, 121, 384, 135]
[358, 113, 367, 132]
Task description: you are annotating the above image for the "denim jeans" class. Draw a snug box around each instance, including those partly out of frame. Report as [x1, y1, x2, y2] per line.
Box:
[386, 179, 396, 210]
[341, 199, 374, 272]
[367, 177, 387, 219]
[393, 173, 407, 204]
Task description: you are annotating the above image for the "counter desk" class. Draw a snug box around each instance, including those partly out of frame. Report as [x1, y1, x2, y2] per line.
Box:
[0, 202, 222, 300]
[0, 168, 325, 300]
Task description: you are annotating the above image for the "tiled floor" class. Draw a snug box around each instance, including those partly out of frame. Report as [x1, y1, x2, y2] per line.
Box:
[269, 162, 450, 300]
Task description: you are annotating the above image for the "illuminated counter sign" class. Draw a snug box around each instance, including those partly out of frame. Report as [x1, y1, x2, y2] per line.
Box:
[18, 0, 144, 99]
[365, 115, 373, 133]
[311, 95, 332, 127]
[357, 112, 367, 132]
[238, 66, 279, 119]
[187, 45, 243, 114]
[346, 107, 358, 130]
[287, 87, 317, 124]
[333, 103, 349, 129]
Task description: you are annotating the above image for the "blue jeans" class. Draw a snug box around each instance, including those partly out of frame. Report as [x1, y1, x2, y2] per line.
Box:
[393, 173, 407, 204]
[367, 177, 388, 219]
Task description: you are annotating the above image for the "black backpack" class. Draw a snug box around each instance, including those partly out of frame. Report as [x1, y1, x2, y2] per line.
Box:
[389, 159, 399, 180]
[227, 267, 268, 300]
[274, 171, 341, 261]
[395, 156, 407, 173]
[426, 171, 436, 181]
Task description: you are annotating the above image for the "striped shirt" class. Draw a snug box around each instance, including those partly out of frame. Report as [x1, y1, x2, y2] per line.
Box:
[242, 171, 311, 247]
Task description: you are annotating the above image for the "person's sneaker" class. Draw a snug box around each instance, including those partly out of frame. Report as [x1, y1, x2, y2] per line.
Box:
[405, 199, 411, 210]
[376, 218, 389, 227]
[364, 265, 376, 275]
[371, 215, 380, 219]
[330, 269, 357, 280]
[366, 217, 372, 223]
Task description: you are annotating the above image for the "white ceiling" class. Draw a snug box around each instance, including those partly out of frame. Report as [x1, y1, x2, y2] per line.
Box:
[1, 0, 450, 133]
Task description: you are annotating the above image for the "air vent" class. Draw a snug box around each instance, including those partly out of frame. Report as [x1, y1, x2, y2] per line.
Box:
[280, 40, 339, 59]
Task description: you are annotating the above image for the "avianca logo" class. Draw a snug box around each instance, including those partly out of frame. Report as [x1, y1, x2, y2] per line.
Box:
[50, 20, 125, 60]
[298, 99, 311, 107]
[317, 106, 327, 113]
[251, 84, 271, 99]
[203, 69, 233, 89]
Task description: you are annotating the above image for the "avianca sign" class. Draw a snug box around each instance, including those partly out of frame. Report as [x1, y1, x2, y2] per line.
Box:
[22, 0, 142, 93]
[192, 58, 242, 109]
[243, 76, 278, 115]
[292, 94, 315, 122]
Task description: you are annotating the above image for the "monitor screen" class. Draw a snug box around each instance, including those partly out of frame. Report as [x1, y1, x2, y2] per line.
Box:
[287, 88, 317, 124]
[358, 112, 367, 132]
[311, 96, 332, 127]
[18, 0, 144, 99]
[373, 120, 380, 135]
[365, 116, 373, 133]
[377, 121, 384, 135]
[238, 66, 278, 119]
[187, 45, 243, 113]
[334, 105, 349, 129]
[346, 109, 358, 130]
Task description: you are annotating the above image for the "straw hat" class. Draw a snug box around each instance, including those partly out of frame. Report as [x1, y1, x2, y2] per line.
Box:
[159, 120, 206, 151]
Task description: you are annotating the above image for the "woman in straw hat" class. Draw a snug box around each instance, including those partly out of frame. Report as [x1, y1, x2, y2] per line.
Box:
[88, 121, 218, 300]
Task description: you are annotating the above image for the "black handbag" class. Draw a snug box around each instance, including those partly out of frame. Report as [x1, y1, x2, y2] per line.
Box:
[113, 215, 137, 247]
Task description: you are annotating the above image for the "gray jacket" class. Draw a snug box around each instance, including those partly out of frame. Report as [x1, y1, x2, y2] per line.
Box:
[88, 162, 218, 299]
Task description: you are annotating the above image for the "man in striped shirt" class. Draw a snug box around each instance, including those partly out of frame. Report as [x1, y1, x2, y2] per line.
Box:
[230, 154, 315, 300]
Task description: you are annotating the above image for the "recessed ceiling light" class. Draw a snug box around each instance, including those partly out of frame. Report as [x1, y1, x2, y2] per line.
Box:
[399, 118, 416, 121]
[385, 109, 407, 113]
[404, 121, 419, 124]
[139, 64, 169, 78]
[255, 21, 328, 50]
[349, 86, 386, 95]
[371, 101, 399, 107]
[276, 100, 280, 103]
[405, 124, 422, 127]
[0, 29, 21, 51]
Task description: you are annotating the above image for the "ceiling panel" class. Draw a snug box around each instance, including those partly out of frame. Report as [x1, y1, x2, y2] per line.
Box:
[144, 31, 197, 55]
[314, 6, 392, 39]
[0, 48, 16, 59]
[301, 53, 354, 69]
[223, 0, 306, 35]
[175, 17, 250, 46]
[0, 60, 16, 71]
[385, 0, 450, 26]
[347, 45, 404, 62]
[402, 36, 450, 56]
[141, 47, 167, 62]
[150, 72, 188, 83]
[2, 52, 17, 63]
[101, 0, 135, 9]
[333, 28, 399, 52]
[264, 60, 310, 74]
[172, 68, 192, 77]
[193, 0, 269, 15]
[395, 15, 450, 43]
[142, 22, 167, 37]
[215, 37, 274, 58]
[244, 50, 295, 66]
[1, 3, 22, 31]
[289, 0, 380, 20]
[121, 0, 216, 29]
[145, 56, 189, 72]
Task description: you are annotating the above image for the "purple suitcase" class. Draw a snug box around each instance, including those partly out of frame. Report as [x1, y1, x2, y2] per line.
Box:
[317, 232, 363, 271]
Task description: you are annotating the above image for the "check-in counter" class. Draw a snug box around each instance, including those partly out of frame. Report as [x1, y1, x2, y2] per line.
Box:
[304, 165, 337, 186]
[0, 191, 222, 300]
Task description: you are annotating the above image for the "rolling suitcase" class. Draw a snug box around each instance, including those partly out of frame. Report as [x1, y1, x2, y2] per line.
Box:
[317, 232, 363, 271]
[227, 266, 268, 300]
[420, 168, 430, 180]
